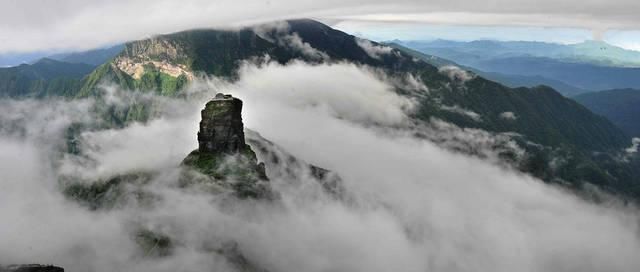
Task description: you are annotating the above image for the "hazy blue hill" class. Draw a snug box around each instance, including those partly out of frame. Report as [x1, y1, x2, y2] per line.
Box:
[401, 39, 640, 67]
[574, 89, 640, 137]
[49, 44, 125, 66]
[398, 39, 640, 93]
[0, 52, 51, 67]
[387, 42, 588, 95]
[0, 58, 94, 97]
[569, 40, 640, 66]
[476, 72, 588, 96]
[474, 56, 640, 91]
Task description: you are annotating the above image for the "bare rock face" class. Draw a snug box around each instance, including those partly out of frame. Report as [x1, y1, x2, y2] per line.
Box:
[198, 93, 247, 154]
[0, 265, 64, 272]
[182, 93, 270, 198]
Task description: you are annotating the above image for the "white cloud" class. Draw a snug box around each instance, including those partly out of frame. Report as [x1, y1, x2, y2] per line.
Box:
[1, 61, 639, 272]
[355, 38, 394, 59]
[626, 137, 640, 154]
[439, 65, 475, 83]
[228, 60, 416, 126]
[2, 0, 640, 53]
[441, 104, 482, 122]
[500, 111, 518, 120]
[254, 22, 330, 61]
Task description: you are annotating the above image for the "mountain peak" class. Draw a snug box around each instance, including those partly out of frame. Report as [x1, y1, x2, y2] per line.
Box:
[182, 94, 270, 198]
[197, 93, 246, 154]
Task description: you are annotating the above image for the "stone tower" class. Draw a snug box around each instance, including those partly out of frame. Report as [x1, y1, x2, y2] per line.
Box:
[197, 93, 247, 154]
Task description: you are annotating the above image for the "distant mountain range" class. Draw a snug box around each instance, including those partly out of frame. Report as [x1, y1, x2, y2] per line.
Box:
[0, 58, 95, 97]
[48, 44, 124, 66]
[394, 39, 640, 95]
[575, 89, 640, 137]
[387, 43, 590, 96]
[0, 45, 124, 98]
[0, 19, 637, 199]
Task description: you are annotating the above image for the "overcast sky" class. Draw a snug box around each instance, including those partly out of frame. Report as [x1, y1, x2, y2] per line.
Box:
[2, 0, 640, 53]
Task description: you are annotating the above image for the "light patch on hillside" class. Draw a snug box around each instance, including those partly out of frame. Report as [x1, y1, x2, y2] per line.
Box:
[627, 137, 640, 154]
[356, 38, 394, 59]
[500, 111, 518, 120]
[439, 65, 474, 83]
[441, 104, 482, 122]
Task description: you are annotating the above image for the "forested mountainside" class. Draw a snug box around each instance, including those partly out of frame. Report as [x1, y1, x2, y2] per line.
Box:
[575, 89, 640, 137]
[0, 58, 94, 98]
[1, 19, 638, 199]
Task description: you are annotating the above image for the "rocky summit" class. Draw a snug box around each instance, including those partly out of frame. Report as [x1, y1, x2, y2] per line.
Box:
[182, 93, 270, 198]
[198, 93, 246, 154]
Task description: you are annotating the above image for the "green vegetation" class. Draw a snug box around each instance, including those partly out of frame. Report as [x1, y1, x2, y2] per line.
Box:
[181, 147, 269, 199]
[61, 173, 153, 210]
[134, 70, 188, 96]
[0, 58, 94, 98]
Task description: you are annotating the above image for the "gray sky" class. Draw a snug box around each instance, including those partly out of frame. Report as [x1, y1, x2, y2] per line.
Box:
[2, 0, 640, 53]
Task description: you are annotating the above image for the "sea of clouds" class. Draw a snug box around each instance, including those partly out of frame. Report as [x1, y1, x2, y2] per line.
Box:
[0, 61, 639, 272]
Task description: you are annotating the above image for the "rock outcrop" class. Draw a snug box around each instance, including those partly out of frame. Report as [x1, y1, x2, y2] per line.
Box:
[182, 93, 270, 198]
[197, 93, 247, 154]
[0, 265, 64, 272]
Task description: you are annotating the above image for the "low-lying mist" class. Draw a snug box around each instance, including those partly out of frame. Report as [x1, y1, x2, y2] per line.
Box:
[1, 61, 639, 272]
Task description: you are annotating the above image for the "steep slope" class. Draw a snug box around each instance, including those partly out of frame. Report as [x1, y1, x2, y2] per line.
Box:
[574, 89, 640, 137]
[0, 58, 94, 97]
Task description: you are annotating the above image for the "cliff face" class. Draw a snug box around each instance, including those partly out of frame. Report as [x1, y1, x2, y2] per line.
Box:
[197, 94, 247, 154]
[182, 93, 270, 198]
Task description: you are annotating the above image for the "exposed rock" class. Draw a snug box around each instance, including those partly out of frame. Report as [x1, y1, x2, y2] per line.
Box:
[0, 265, 63, 272]
[182, 94, 271, 198]
[198, 93, 247, 154]
[114, 37, 194, 80]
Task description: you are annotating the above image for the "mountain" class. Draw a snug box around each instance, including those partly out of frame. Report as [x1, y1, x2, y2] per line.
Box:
[400, 39, 640, 67]
[387, 42, 589, 95]
[574, 89, 640, 137]
[65, 19, 637, 199]
[0, 52, 51, 67]
[49, 44, 124, 66]
[0, 19, 636, 199]
[0, 58, 94, 97]
[474, 56, 640, 91]
[181, 93, 271, 199]
[396, 39, 640, 94]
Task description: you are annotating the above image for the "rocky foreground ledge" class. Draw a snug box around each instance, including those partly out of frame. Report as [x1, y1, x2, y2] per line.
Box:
[0, 265, 63, 272]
